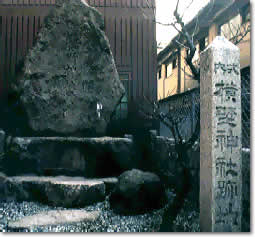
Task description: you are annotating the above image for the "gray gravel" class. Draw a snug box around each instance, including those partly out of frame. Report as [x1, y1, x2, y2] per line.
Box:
[0, 196, 167, 232]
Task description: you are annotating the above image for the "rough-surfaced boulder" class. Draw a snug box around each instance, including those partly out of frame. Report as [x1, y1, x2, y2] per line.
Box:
[109, 169, 167, 215]
[17, 0, 125, 136]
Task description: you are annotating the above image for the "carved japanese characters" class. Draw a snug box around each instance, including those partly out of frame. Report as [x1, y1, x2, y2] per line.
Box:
[200, 36, 242, 232]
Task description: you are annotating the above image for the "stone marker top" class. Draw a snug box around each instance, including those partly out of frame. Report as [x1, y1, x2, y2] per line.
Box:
[204, 36, 240, 52]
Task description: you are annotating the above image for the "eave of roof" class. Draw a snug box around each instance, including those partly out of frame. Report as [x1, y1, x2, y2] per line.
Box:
[159, 87, 199, 103]
[157, 0, 249, 65]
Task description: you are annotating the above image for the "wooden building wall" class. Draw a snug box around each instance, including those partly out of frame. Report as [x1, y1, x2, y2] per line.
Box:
[0, 0, 157, 101]
[0, 0, 56, 100]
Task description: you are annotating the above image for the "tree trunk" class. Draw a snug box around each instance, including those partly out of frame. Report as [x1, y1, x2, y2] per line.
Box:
[159, 150, 191, 232]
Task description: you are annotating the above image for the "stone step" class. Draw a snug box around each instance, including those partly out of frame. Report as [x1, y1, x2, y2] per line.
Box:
[7, 210, 100, 232]
[2, 176, 117, 207]
[3, 136, 135, 178]
[90, 177, 118, 194]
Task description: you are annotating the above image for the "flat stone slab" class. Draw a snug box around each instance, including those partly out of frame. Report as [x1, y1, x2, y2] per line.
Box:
[5, 176, 106, 207]
[7, 210, 100, 231]
[5, 136, 134, 177]
[91, 177, 118, 194]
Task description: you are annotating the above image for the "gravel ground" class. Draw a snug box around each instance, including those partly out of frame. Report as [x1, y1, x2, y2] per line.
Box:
[0, 196, 166, 232]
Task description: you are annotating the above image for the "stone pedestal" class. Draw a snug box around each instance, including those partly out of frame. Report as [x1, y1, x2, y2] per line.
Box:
[200, 36, 242, 232]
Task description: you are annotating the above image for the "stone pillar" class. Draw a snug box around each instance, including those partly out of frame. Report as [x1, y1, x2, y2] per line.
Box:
[200, 36, 242, 232]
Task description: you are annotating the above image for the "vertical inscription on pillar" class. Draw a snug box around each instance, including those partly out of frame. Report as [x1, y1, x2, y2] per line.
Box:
[200, 36, 242, 232]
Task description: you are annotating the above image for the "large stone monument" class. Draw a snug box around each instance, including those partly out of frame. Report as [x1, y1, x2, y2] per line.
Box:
[200, 36, 242, 232]
[16, 0, 125, 136]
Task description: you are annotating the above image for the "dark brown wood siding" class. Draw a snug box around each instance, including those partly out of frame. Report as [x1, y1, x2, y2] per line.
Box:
[0, 1, 54, 98]
[102, 1, 157, 100]
[0, 0, 157, 101]
[87, 0, 155, 8]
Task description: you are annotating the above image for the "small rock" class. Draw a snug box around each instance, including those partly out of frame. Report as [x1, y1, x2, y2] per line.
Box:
[109, 169, 167, 215]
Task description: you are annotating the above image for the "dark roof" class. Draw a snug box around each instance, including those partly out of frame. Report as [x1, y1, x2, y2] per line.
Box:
[157, 0, 249, 65]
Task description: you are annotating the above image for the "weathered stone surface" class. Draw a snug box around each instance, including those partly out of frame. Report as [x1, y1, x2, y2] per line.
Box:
[17, 0, 125, 136]
[5, 136, 136, 177]
[200, 36, 242, 232]
[92, 177, 118, 195]
[109, 169, 167, 215]
[0, 172, 8, 201]
[4, 176, 106, 207]
[145, 135, 184, 191]
[7, 210, 100, 232]
[4, 134, 183, 187]
[0, 129, 5, 156]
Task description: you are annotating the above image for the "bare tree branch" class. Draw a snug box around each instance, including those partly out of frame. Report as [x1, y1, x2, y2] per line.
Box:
[191, 15, 199, 44]
[175, 39, 189, 49]
[181, 67, 196, 80]
[175, 0, 180, 13]
[180, 0, 195, 19]
[142, 0, 250, 231]
[231, 22, 250, 45]
[184, 112, 200, 149]
[173, 8, 200, 81]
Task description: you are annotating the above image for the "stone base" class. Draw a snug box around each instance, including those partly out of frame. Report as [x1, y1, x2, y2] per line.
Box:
[4, 136, 135, 178]
[2, 134, 189, 193]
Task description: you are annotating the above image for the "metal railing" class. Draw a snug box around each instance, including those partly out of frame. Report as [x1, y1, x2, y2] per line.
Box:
[241, 67, 250, 148]
[159, 88, 200, 142]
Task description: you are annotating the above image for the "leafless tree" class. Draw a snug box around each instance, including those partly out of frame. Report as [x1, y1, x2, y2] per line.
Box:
[141, 0, 250, 232]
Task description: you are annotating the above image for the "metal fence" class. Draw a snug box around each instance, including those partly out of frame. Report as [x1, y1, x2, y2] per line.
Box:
[241, 67, 250, 148]
[159, 88, 200, 142]
[159, 67, 250, 148]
